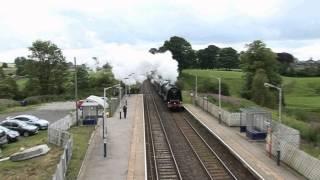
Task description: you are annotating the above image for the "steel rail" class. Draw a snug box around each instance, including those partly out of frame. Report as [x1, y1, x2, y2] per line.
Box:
[182, 115, 237, 180]
[145, 95, 159, 180]
[145, 83, 182, 180]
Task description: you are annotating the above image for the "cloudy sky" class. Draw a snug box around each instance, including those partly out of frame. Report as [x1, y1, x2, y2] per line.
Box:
[0, 0, 319, 65]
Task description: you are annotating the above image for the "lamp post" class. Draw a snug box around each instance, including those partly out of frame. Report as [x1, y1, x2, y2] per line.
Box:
[117, 82, 122, 119]
[195, 75, 198, 97]
[118, 82, 122, 108]
[212, 77, 222, 123]
[264, 82, 282, 166]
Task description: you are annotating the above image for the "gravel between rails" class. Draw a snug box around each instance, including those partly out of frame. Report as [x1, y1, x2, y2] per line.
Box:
[145, 80, 257, 180]
[183, 111, 257, 180]
[147, 81, 210, 180]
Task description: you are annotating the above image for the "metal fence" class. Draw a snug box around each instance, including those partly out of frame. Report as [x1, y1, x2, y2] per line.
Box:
[109, 97, 120, 117]
[48, 112, 76, 180]
[267, 121, 320, 179]
[195, 96, 241, 126]
[271, 136, 320, 179]
[52, 138, 73, 180]
[194, 95, 320, 180]
[240, 107, 272, 133]
[272, 121, 300, 148]
[49, 113, 77, 131]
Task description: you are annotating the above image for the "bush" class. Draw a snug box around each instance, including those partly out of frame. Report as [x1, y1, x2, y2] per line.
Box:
[2, 63, 8, 68]
[24, 95, 72, 105]
[0, 77, 18, 99]
[23, 78, 41, 97]
[0, 99, 20, 111]
[175, 79, 184, 90]
[198, 80, 230, 96]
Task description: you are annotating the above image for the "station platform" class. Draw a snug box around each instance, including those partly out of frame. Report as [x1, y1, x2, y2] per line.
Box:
[184, 104, 305, 180]
[78, 94, 145, 180]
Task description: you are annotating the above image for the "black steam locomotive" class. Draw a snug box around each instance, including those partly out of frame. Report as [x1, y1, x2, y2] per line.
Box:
[151, 79, 183, 110]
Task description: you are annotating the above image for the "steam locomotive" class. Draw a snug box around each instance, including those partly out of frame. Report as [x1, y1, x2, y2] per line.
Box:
[151, 78, 183, 110]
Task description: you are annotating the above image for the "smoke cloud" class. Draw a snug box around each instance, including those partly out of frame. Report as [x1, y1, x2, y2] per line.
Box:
[107, 45, 178, 85]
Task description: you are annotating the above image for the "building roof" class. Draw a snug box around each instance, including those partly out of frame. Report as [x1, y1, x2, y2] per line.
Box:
[85, 95, 109, 108]
[81, 102, 100, 107]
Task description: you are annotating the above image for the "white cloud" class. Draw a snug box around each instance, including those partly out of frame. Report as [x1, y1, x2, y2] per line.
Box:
[0, 0, 320, 62]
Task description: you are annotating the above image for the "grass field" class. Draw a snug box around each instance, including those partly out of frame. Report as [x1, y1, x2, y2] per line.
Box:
[16, 78, 28, 92]
[3, 67, 17, 76]
[0, 131, 63, 180]
[181, 69, 320, 158]
[66, 125, 95, 180]
[182, 69, 244, 96]
[0, 125, 95, 180]
[0, 104, 39, 114]
[182, 69, 320, 112]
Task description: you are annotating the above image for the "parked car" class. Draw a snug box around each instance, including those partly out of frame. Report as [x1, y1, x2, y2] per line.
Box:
[0, 119, 38, 137]
[0, 129, 8, 146]
[7, 115, 49, 130]
[0, 125, 20, 142]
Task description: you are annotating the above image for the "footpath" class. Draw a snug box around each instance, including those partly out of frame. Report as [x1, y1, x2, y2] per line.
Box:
[78, 94, 145, 180]
[184, 104, 305, 180]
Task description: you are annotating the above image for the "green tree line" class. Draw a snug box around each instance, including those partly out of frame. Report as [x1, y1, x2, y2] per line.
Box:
[1, 40, 117, 100]
[154, 36, 285, 108]
[152, 36, 320, 77]
[150, 36, 240, 72]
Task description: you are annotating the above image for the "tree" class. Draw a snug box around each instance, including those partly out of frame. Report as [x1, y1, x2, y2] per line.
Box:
[23, 78, 41, 97]
[14, 57, 34, 76]
[77, 66, 89, 89]
[158, 36, 197, 72]
[276, 52, 295, 75]
[92, 57, 101, 71]
[197, 45, 220, 69]
[28, 40, 68, 95]
[251, 69, 274, 107]
[240, 40, 281, 107]
[217, 47, 239, 69]
[149, 48, 158, 54]
[0, 76, 18, 98]
[0, 67, 5, 79]
[2, 63, 8, 68]
[89, 70, 116, 89]
[102, 62, 112, 69]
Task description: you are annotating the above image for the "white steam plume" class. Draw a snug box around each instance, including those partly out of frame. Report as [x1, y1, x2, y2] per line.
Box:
[107, 45, 178, 85]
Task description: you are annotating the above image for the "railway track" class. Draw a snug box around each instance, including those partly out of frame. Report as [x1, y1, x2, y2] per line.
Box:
[144, 83, 182, 180]
[182, 112, 257, 180]
[173, 113, 236, 180]
[144, 80, 257, 180]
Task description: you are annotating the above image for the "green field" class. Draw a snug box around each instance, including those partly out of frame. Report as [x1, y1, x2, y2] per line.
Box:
[283, 76, 320, 110]
[182, 69, 320, 112]
[66, 125, 95, 180]
[181, 69, 320, 158]
[16, 78, 28, 91]
[0, 125, 95, 180]
[0, 131, 63, 180]
[1, 64, 17, 76]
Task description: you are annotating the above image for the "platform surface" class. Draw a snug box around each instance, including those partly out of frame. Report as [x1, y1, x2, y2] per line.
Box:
[184, 104, 305, 180]
[78, 94, 145, 180]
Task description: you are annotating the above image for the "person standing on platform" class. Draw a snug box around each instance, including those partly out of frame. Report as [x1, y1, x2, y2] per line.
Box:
[123, 105, 127, 119]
